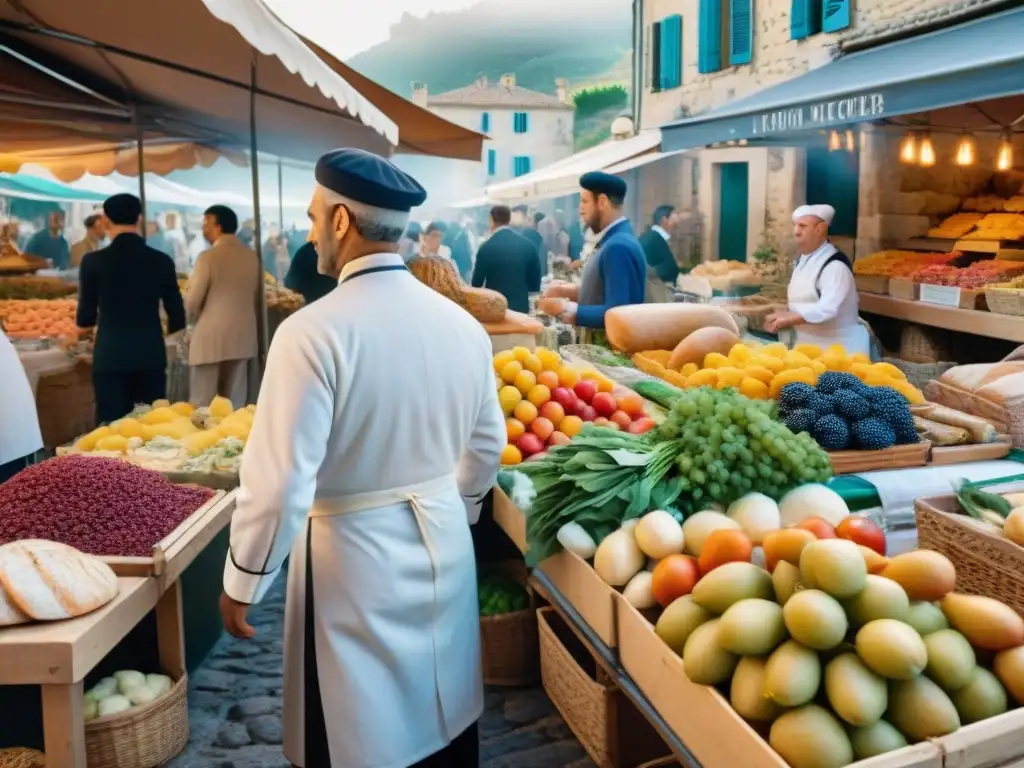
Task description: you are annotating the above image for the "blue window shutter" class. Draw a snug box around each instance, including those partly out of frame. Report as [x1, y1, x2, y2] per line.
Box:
[487, 150, 496, 176]
[698, 0, 722, 74]
[523, 112, 529, 133]
[523, 157, 531, 174]
[729, 0, 753, 65]
[656, 20, 668, 91]
[481, 112, 490, 133]
[666, 16, 682, 88]
[822, 0, 850, 32]
[790, 0, 818, 39]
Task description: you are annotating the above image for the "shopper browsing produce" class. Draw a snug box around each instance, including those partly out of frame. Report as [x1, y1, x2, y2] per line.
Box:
[765, 205, 870, 358]
[221, 147, 504, 768]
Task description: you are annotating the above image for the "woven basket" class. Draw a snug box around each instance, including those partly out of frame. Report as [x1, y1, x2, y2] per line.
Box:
[985, 288, 1024, 317]
[882, 357, 956, 390]
[538, 608, 668, 768]
[916, 496, 1024, 618]
[0, 749, 44, 768]
[899, 323, 952, 364]
[85, 672, 189, 768]
[480, 560, 539, 686]
[35, 358, 95, 449]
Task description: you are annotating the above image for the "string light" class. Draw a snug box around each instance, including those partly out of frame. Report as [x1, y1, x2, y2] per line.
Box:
[899, 132, 918, 164]
[997, 131, 1014, 171]
[955, 132, 976, 166]
[845, 130, 856, 153]
[918, 134, 936, 167]
[828, 130, 842, 152]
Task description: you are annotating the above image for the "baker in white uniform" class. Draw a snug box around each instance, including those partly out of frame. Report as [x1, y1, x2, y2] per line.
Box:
[764, 204, 871, 357]
[0, 328, 43, 482]
[220, 148, 506, 768]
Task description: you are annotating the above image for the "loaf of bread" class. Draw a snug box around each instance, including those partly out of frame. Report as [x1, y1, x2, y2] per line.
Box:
[977, 371, 1024, 409]
[940, 364, 999, 392]
[0, 582, 29, 627]
[0, 540, 118, 621]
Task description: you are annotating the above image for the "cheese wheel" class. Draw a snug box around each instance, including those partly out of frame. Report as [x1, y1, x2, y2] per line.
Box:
[668, 326, 740, 370]
[605, 304, 740, 354]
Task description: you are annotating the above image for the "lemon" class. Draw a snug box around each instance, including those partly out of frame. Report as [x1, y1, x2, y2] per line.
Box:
[511, 346, 531, 363]
[500, 360, 523, 384]
[500, 444, 523, 465]
[537, 348, 562, 371]
[493, 350, 515, 371]
[498, 385, 523, 415]
[522, 353, 543, 374]
[513, 369, 537, 395]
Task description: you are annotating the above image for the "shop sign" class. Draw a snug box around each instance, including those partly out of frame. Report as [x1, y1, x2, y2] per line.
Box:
[751, 93, 886, 136]
[919, 284, 962, 308]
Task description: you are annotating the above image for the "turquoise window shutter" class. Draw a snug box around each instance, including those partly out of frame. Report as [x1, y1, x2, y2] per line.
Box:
[487, 150, 496, 176]
[523, 112, 529, 133]
[661, 15, 682, 89]
[822, 0, 851, 32]
[790, 0, 817, 39]
[729, 0, 753, 65]
[481, 112, 490, 133]
[698, 0, 722, 74]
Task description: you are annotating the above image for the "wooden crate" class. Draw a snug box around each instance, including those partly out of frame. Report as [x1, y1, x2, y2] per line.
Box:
[888, 279, 920, 301]
[930, 436, 1012, 466]
[828, 440, 930, 475]
[35, 359, 95, 449]
[538, 607, 668, 768]
[856, 275, 890, 294]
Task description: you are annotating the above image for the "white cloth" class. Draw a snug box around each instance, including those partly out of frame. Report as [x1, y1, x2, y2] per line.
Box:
[792, 204, 836, 225]
[787, 242, 870, 356]
[223, 252, 505, 768]
[0, 330, 43, 463]
[652, 224, 671, 242]
[164, 227, 191, 274]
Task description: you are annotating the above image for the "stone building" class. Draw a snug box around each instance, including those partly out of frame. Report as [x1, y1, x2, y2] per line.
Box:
[631, 0, 1020, 265]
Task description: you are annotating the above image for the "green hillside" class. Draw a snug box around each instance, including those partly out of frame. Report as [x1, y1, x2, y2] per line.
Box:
[347, 0, 632, 99]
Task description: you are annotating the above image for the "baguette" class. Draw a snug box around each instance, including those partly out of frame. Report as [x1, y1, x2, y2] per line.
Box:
[922, 405, 997, 443]
[0, 540, 118, 621]
[914, 416, 970, 446]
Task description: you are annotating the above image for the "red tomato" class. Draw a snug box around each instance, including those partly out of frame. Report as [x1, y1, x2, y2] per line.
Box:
[517, 432, 545, 456]
[551, 387, 577, 410]
[616, 392, 646, 418]
[579, 404, 598, 422]
[531, 417, 554, 441]
[627, 417, 657, 434]
[592, 392, 617, 418]
[573, 380, 598, 404]
[835, 515, 886, 555]
[793, 517, 837, 539]
[651, 554, 700, 607]
[547, 431, 571, 447]
[610, 410, 633, 429]
[539, 401, 566, 427]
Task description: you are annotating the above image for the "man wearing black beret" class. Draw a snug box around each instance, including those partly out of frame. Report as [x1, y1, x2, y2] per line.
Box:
[539, 171, 646, 333]
[221, 148, 504, 768]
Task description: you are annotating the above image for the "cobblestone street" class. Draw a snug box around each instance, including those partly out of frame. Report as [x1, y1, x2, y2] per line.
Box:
[169, 577, 593, 768]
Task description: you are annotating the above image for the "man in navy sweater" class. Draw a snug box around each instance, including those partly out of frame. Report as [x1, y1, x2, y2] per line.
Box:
[539, 172, 645, 332]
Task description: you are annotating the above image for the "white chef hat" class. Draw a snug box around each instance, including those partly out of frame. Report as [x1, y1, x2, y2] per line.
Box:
[792, 204, 836, 225]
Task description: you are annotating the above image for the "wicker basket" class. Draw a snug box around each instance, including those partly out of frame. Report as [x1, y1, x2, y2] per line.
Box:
[0, 749, 44, 768]
[538, 607, 669, 768]
[85, 672, 189, 768]
[479, 560, 539, 686]
[35, 358, 95, 449]
[916, 496, 1024, 619]
[899, 323, 952, 364]
[882, 356, 956, 390]
[986, 287, 1024, 317]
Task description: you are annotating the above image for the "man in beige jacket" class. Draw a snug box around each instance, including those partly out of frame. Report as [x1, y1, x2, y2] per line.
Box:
[186, 205, 260, 408]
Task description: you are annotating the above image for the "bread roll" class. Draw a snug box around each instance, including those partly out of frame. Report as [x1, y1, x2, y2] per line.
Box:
[0, 540, 118, 621]
[0, 582, 30, 627]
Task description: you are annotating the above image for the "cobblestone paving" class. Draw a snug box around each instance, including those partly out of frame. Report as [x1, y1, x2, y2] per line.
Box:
[169, 577, 593, 768]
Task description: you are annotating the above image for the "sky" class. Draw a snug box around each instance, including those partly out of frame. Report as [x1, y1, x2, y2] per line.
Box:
[263, 0, 479, 60]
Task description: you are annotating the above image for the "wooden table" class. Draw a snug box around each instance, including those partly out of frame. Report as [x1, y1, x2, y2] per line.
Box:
[0, 492, 236, 767]
[859, 292, 1024, 343]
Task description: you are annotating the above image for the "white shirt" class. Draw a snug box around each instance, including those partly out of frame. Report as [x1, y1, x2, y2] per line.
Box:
[594, 216, 628, 245]
[652, 225, 671, 242]
[0, 330, 43, 463]
[789, 241, 859, 326]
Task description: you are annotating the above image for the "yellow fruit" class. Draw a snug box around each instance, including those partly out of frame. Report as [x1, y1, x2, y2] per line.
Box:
[218, 421, 251, 440]
[751, 355, 784, 373]
[500, 444, 523, 465]
[851, 362, 873, 380]
[641, 349, 672, 366]
[871, 362, 906, 381]
[891, 380, 926, 405]
[810, 360, 827, 376]
[500, 360, 523, 384]
[209, 395, 233, 419]
[512, 346, 531, 363]
[183, 431, 220, 456]
[506, 418, 526, 441]
[728, 344, 751, 366]
[152, 398, 170, 408]
[715, 367, 745, 389]
[687, 369, 718, 388]
[664, 370, 689, 389]
[743, 365, 774, 385]
[704, 352, 730, 369]
[850, 352, 871, 364]
[170, 401, 195, 416]
[680, 363, 699, 377]
[763, 343, 787, 358]
[116, 418, 146, 439]
[784, 351, 814, 369]
[863, 372, 894, 388]
[557, 365, 580, 388]
[596, 376, 614, 393]
[96, 435, 130, 453]
[493, 350, 515, 371]
[794, 344, 822, 359]
[740, 377, 770, 399]
[498, 385, 523, 415]
[770, 367, 817, 399]
[140, 406, 177, 425]
[825, 344, 847, 356]
[821, 351, 851, 371]
[537, 348, 562, 371]
[560, 415, 583, 437]
[513, 369, 537, 395]
[522, 354, 543, 374]
[527, 384, 551, 407]
[513, 400, 538, 424]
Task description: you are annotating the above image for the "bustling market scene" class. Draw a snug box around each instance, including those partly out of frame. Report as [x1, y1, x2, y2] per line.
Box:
[3, 1, 1024, 767]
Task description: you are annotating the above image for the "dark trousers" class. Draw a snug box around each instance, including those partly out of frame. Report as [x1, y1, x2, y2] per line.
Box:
[409, 722, 480, 768]
[93, 368, 167, 425]
[0, 454, 34, 484]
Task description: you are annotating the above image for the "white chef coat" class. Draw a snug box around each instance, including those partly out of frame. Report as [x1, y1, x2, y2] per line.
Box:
[787, 242, 870, 357]
[0, 330, 43, 465]
[223, 252, 505, 768]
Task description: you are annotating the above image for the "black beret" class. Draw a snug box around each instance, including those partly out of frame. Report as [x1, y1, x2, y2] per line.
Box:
[579, 171, 627, 200]
[103, 193, 142, 226]
[315, 148, 427, 212]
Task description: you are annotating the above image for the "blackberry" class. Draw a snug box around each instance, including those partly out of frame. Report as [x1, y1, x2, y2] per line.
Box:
[817, 371, 863, 395]
[834, 391, 870, 422]
[782, 408, 816, 435]
[889, 409, 919, 444]
[811, 415, 851, 451]
[851, 417, 896, 450]
[779, 383, 815, 413]
[867, 387, 914, 426]
[809, 392, 836, 416]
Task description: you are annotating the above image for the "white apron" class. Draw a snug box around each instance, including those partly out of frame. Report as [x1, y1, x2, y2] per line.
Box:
[283, 472, 483, 768]
[787, 257, 871, 357]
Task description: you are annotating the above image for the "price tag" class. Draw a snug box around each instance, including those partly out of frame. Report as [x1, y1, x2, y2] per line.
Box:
[919, 284, 962, 307]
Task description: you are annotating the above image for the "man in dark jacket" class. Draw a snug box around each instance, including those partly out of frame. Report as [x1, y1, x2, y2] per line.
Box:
[639, 205, 681, 285]
[76, 193, 186, 423]
[284, 241, 337, 305]
[471, 205, 540, 313]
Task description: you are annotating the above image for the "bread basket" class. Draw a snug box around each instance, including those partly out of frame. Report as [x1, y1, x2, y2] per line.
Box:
[85, 671, 189, 768]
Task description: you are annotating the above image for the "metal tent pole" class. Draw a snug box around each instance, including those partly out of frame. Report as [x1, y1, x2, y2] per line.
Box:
[250, 56, 269, 388]
[134, 107, 147, 239]
[277, 157, 284, 231]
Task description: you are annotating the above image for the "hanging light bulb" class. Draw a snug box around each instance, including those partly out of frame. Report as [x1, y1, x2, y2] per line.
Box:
[845, 130, 856, 153]
[899, 132, 918, 164]
[828, 130, 842, 152]
[918, 134, 936, 167]
[955, 132, 976, 166]
[997, 131, 1014, 171]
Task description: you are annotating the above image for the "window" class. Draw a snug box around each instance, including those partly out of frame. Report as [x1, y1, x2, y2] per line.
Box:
[729, 0, 753, 66]
[513, 112, 529, 133]
[822, 0, 851, 33]
[651, 15, 683, 92]
[481, 112, 491, 133]
[487, 149, 496, 176]
[699, 0, 754, 72]
[698, 0, 722, 73]
[791, 0, 849, 39]
[513, 156, 531, 177]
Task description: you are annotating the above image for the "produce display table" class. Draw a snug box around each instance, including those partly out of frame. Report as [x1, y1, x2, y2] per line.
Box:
[0, 492, 237, 767]
[859, 292, 1024, 342]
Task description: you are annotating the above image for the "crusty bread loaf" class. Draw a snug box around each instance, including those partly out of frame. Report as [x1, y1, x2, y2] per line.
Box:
[0, 582, 30, 627]
[976, 371, 1024, 409]
[0, 540, 118, 621]
[940, 364, 999, 392]
[978, 362, 1024, 388]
